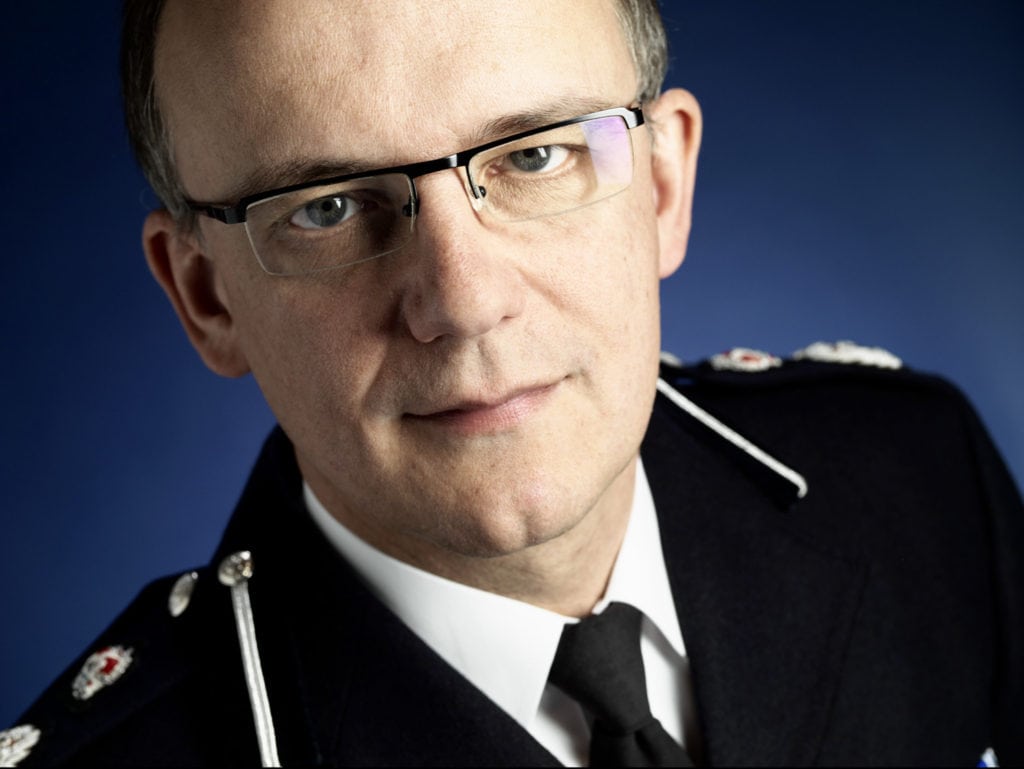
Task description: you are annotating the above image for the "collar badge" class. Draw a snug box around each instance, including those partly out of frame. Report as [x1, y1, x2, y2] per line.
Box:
[168, 570, 199, 618]
[71, 645, 134, 701]
[0, 724, 41, 767]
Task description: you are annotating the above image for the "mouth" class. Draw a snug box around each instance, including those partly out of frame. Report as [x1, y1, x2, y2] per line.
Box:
[404, 381, 561, 436]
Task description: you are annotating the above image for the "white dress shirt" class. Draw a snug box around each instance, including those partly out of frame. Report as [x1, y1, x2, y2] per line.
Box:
[305, 459, 696, 766]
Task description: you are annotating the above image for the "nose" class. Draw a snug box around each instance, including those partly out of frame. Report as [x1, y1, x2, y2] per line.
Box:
[399, 171, 526, 343]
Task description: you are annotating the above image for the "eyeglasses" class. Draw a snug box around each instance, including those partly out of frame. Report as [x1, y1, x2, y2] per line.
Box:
[187, 106, 645, 276]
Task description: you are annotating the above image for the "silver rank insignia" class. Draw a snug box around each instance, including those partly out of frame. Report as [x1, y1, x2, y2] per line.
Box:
[0, 724, 41, 767]
[793, 340, 902, 370]
[71, 645, 134, 701]
[710, 347, 782, 372]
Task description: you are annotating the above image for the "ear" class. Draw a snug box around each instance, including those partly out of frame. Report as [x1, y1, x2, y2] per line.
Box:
[142, 210, 251, 377]
[645, 88, 703, 278]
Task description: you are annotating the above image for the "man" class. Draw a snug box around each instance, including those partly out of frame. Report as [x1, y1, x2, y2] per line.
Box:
[4, 0, 1021, 766]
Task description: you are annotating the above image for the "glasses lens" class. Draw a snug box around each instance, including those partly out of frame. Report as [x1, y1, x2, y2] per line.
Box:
[244, 173, 414, 275]
[469, 114, 635, 222]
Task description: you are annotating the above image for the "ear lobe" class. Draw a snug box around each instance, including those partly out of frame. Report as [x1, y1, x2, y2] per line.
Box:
[645, 88, 703, 279]
[142, 210, 251, 377]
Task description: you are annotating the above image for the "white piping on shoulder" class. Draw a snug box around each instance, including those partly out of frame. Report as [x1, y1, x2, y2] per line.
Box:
[218, 552, 282, 768]
[656, 377, 809, 499]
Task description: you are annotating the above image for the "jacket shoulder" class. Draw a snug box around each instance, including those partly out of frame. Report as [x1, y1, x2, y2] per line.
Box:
[657, 341, 998, 467]
[657, 344, 1023, 764]
[7, 566, 256, 767]
[660, 341, 956, 394]
[657, 342, 991, 431]
[654, 341, 1022, 513]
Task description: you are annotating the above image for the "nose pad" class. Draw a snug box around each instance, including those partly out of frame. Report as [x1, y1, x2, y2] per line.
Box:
[471, 185, 487, 212]
[465, 168, 487, 212]
[398, 171, 526, 343]
[406, 169, 487, 219]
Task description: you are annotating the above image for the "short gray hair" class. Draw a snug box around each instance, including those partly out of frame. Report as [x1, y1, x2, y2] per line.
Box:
[614, 0, 669, 104]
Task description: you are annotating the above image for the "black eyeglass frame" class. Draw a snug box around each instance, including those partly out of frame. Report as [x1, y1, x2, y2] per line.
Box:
[186, 105, 645, 225]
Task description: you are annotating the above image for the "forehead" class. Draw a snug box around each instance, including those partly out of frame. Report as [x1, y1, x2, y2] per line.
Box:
[155, 0, 638, 199]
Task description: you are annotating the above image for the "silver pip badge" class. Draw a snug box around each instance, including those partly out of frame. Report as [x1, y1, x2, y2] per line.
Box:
[0, 724, 41, 767]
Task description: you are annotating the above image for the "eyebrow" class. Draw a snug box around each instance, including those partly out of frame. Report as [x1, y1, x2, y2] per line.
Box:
[217, 158, 374, 207]
[217, 95, 622, 205]
[469, 95, 621, 144]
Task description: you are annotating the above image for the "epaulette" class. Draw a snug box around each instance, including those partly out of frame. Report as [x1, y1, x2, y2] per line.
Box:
[657, 340, 941, 390]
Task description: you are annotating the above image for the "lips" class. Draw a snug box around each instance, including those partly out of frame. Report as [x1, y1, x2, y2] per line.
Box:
[404, 381, 560, 436]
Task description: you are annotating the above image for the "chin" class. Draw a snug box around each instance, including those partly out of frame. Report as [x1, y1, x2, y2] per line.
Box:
[427, 490, 587, 559]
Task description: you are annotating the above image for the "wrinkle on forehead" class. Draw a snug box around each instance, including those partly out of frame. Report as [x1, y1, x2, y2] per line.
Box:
[156, 0, 636, 198]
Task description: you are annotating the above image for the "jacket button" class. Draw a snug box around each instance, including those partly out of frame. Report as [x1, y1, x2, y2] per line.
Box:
[217, 551, 254, 586]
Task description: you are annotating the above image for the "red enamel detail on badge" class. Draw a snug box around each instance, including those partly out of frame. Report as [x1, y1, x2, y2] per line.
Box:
[71, 645, 134, 701]
[709, 347, 782, 373]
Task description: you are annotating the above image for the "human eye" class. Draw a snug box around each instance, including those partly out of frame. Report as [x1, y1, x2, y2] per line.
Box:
[249, 177, 405, 252]
[503, 144, 572, 174]
[289, 193, 365, 230]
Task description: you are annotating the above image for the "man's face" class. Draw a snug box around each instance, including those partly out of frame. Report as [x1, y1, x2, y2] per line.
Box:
[153, 0, 694, 568]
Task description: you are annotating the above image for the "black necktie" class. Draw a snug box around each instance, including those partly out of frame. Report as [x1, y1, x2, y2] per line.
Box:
[549, 602, 693, 767]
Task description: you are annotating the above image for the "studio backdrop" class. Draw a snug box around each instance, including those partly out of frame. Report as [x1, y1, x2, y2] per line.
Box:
[1, 1, 1021, 727]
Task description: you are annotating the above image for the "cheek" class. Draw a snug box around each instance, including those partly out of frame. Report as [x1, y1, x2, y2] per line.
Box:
[508, 192, 662, 427]
[580, 197, 664, 400]
[559, 195, 662, 340]
[517, 186, 660, 296]
[224, 262, 390, 435]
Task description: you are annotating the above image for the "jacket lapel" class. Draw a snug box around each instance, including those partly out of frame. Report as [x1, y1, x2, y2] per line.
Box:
[276, 520, 559, 766]
[643, 392, 867, 766]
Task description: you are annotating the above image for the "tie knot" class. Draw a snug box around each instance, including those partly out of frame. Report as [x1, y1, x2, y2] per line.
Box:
[549, 602, 652, 731]
[549, 603, 693, 766]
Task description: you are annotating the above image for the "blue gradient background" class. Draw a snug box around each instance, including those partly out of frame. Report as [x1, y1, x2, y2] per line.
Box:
[2, 2, 1021, 725]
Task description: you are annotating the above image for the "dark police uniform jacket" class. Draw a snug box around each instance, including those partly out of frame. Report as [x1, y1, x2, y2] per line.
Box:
[9, 352, 1024, 766]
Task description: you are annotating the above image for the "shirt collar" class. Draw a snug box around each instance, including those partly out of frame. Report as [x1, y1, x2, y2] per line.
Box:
[304, 458, 683, 731]
[597, 459, 687, 657]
